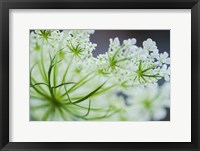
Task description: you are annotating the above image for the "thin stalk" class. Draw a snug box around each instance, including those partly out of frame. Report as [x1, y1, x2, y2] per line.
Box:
[67, 72, 95, 93]
[92, 84, 117, 97]
[48, 64, 57, 103]
[53, 57, 58, 95]
[59, 56, 74, 92]
[31, 77, 50, 95]
[60, 72, 94, 98]
[42, 106, 54, 121]
[41, 47, 48, 83]
[82, 99, 92, 117]
[69, 82, 106, 104]
[30, 64, 49, 95]
[68, 74, 96, 93]
[30, 82, 49, 88]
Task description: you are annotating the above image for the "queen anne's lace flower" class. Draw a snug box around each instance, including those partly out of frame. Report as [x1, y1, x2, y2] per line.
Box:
[30, 30, 170, 121]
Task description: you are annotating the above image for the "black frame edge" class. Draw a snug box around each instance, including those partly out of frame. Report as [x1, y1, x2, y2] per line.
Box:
[0, 1, 198, 9]
[1, 0, 200, 151]
[0, 0, 3, 149]
[197, 1, 200, 150]
[191, 1, 199, 149]
[1, 0, 9, 151]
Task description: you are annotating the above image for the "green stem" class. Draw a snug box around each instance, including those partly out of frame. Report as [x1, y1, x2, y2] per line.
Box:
[60, 72, 93, 98]
[92, 84, 117, 97]
[47, 56, 60, 105]
[68, 72, 95, 93]
[30, 77, 50, 96]
[41, 47, 48, 83]
[53, 57, 58, 95]
[69, 81, 106, 104]
[59, 56, 74, 92]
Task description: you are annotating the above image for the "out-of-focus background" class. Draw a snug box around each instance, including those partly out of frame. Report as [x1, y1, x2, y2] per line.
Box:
[90, 30, 170, 121]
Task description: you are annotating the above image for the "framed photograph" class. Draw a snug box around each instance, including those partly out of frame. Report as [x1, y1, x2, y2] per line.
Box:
[0, 0, 199, 151]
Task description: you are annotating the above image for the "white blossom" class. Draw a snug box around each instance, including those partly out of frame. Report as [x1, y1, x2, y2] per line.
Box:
[143, 38, 158, 52]
[125, 83, 170, 121]
[157, 52, 170, 65]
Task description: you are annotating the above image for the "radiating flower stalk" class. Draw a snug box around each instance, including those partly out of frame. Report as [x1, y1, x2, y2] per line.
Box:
[30, 30, 170, 121]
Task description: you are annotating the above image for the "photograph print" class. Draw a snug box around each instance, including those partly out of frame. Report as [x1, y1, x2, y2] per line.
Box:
[29, 30, 170, 121]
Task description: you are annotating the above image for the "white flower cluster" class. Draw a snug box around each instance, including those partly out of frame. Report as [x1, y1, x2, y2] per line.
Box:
[30, 30, 170, 121]
[92, 37, 170, 88]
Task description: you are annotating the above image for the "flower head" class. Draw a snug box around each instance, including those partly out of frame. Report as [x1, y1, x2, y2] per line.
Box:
[143, 38, 158, 52]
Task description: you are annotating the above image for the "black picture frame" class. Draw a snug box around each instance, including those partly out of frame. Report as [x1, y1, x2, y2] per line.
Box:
[0, 0, 199, 151]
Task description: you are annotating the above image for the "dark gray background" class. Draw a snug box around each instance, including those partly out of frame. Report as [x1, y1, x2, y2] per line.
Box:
[90, 30, 170, 121]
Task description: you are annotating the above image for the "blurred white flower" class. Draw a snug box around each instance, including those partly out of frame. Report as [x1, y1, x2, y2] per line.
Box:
[160, 64, 171, 81]
[143, 38, 158, 52]
[110, 37, 120, 48]
[123, 38, 137, 46]
[125, 83, 170, 121]
[150, 49, 159, 59]
[157, 52, 170, 65]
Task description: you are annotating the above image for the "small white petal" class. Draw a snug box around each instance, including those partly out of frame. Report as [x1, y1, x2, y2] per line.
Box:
[164, 75, 170, 81]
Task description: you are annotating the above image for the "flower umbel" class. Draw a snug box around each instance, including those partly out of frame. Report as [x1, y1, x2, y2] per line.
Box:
[30, 30, 170, 121]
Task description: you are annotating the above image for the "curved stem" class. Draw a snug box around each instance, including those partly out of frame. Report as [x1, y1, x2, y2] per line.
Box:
[41, 46, 48, 83]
